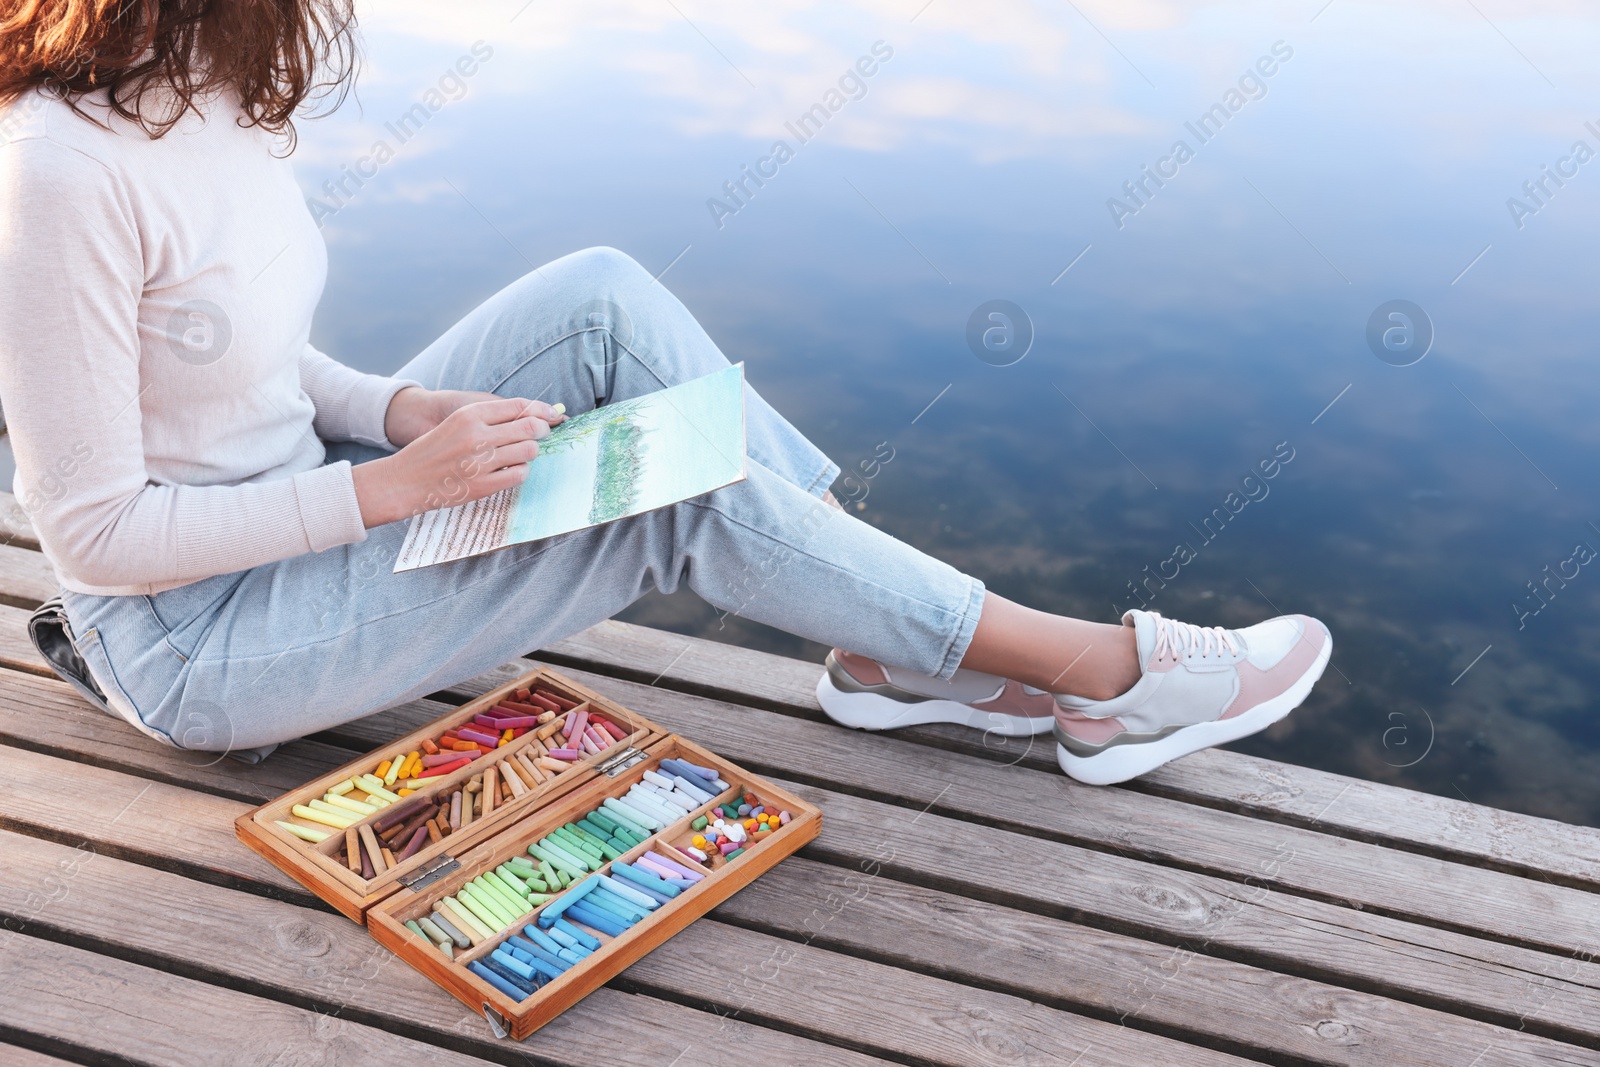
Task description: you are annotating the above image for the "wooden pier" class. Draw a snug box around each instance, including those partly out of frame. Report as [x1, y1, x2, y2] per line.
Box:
[0, 489, 1597, 1066]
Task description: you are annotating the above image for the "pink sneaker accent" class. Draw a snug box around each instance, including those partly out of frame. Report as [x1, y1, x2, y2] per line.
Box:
[1052, 609, 1333, 785]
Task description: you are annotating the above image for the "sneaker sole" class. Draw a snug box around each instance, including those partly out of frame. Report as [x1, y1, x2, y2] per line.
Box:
[1056, 624, 1334, 786]
[815, 675, 1055, 738]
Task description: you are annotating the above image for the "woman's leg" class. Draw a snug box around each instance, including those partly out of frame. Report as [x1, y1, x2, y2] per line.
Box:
[61, 249, 982, 753]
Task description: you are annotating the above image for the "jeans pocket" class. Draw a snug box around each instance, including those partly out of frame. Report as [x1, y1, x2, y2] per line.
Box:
[71, 626, 180, 749]
[144, 571, 244, 661]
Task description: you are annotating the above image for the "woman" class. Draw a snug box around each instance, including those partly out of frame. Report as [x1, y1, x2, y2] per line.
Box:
[0, 1, 1330, 785]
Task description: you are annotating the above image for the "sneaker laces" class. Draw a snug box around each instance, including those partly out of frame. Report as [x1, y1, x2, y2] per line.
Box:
[1150, 613, 1240, 662]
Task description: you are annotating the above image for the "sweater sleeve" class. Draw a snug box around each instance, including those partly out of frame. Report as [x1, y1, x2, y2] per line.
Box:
[0, 137, 370, 592]
[299, 344, 423, 450]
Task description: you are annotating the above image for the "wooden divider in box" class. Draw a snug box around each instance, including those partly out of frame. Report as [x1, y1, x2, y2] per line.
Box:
[235, 667, 670, 922]
[367, 734, 821, 1040]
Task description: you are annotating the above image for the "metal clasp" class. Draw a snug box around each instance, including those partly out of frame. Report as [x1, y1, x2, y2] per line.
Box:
[482, 1001, 511, 1039]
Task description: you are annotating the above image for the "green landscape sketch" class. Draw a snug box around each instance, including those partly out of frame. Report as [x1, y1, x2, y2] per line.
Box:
[395, 364, 748, 570]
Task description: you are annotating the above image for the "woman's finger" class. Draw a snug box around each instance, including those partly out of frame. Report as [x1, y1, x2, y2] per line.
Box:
[487, 439, 540, 470]
[466, 396, 565, 427]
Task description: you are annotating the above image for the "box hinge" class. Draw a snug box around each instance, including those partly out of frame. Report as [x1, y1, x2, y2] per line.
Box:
[599, 745, 646, 777]
[398, 853, 460, 893]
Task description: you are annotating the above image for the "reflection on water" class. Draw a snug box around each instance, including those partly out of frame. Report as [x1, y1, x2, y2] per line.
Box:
[296, 1, 1600, 825]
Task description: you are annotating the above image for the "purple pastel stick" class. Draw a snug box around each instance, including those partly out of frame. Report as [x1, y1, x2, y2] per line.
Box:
[546, 747, 581, 760]
[635, 854, 680, 880]
[642, 852, 705, 882]
[456, 726, 500, 746]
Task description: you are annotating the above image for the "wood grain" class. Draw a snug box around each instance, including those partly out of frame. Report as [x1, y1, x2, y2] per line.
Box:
[534, 619, 1600, 891]
[0, 830, 893, 1067]
[8, 730, 1600, 1058]
[475, 659, 1600, 959]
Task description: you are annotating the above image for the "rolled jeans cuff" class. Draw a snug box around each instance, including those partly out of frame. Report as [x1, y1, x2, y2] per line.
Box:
[934, 575, 986, 680]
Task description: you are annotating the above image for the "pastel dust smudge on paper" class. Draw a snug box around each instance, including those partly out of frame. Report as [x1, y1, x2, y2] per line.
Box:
[394, 364, 748, 571]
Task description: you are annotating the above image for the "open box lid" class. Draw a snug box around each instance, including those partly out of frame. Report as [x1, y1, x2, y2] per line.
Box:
[235, 667, 673, 923]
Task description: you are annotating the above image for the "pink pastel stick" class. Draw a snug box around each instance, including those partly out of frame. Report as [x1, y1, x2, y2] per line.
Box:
[564, 709, 589, 741]
[479, 713, 540, 730]
[547, 747, 580, 760]
[578, 732, 601, 755]
[456, 726, 499, 746]
[422, 749, 482, 767]
[584, 725, 610, 750]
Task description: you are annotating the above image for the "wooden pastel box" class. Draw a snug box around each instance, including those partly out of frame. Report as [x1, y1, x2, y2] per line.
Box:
[236, 667, 821, 1039]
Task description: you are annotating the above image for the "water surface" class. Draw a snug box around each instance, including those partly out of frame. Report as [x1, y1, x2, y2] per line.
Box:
[293, 1, 1600, 824]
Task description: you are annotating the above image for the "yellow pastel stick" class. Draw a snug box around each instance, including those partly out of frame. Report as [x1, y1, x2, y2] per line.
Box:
[327, 778, 357, 796]
[383, 755, 403, 787]
[305, 799, 360, 826]
[376, 759, 392, 779]
[323, 793, 378, 816]
[292, 804, 356, 829]
[437, 897, 492, 942]
[275, 820, 330, 843]
[357, 776, 402, 803]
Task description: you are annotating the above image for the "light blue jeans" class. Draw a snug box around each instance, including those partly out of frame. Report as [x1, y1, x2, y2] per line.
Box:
[61, 248, 984, 762]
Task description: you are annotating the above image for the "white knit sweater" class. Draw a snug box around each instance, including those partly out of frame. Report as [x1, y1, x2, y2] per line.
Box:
[0, 87, 419, 596]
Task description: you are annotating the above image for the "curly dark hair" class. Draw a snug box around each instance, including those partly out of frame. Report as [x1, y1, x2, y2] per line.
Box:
[0, 0, 359, 146]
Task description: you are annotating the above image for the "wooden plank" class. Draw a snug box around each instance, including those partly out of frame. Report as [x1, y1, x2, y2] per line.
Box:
[535, 620, 1600, 891]
[0, 666, 441, 803]
[0, 1046, 79, 1067]
[448, 659, 1600, 960]
[0, 830, 898, 1067]
[0, 830, 1237, 1067]
[0, 488, 41, 551]
[0, 540, 56, 607]
[716, 855, 1600, 1064]
[2, 935, 512, 1067]
[12, 653, 1600, 1047]
[0, 602, 50, 676]
[8, 734, 1600, 1058]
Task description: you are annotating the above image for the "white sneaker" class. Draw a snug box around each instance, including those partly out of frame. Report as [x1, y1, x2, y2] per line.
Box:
[1054, 609, 1332, 785]
[816, 649, 1057, 738]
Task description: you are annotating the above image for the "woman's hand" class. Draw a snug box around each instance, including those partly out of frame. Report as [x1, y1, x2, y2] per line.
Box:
[353, 396, 567, 528]
[384, 386, 509, 449]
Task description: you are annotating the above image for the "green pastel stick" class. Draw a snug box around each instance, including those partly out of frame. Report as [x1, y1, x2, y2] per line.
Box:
[551, 826, 604, 860]
[481, 870, 532, 913]
[538, 838, 596, 873]
[565, 823, 622, 860]
[529, 842, 588, 881]
[460, 883, 515, 929]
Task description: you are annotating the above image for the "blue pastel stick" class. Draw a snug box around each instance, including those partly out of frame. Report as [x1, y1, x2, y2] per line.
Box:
[613, 875, 673, 906]
[612, 861, 681, 898]
[493, 947, 538, 981]
[468, 960, 526, 1000]
[553, 917, 602, 950]
[586, 889, 647, 924]
[508, 936, 573, 974]
[481, 954, 540, 996]
[537, 874, 601, 928]
[599, 874, 660, 910]
[666, 773, 715, 805]
[557, 948, 588, 965]
[566, 901, 628, 936]
[500, 944, 565, 982]
[518, 925, 565, 955]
